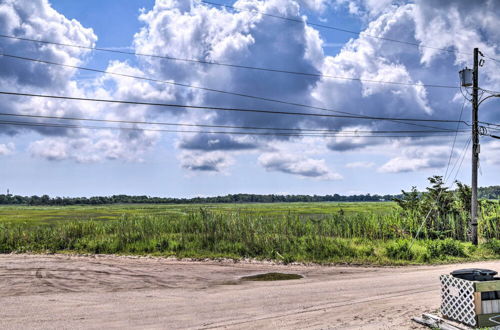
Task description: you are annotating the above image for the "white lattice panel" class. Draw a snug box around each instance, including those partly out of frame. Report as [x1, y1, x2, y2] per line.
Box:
[440, 275, 476, 327]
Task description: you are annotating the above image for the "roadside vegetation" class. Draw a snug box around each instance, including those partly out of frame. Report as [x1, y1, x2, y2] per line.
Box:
[0, 176, 498, 264]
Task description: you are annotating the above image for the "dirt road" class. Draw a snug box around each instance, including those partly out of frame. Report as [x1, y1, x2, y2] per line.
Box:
[0, 254, 498, 329]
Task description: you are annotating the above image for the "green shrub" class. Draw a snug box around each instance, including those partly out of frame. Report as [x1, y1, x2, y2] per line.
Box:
[439, 239, 467, 257]
[484, 239, 500, 255]
[386, 240, 415, 260]
[427, 239, 467, 258]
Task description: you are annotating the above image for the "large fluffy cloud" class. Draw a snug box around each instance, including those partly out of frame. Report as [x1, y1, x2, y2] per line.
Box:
[3, 0, 500, 179]
[130, 0, 334, 175]
[0, 0, 95, 88]
[0, 0, 96, 137]
[29, 130, 159, 163]
[127, 0, 451, 176]
[0, 0, 161, 162]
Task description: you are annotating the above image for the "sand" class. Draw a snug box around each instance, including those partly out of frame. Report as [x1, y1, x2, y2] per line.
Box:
[0, 254, 498, 329]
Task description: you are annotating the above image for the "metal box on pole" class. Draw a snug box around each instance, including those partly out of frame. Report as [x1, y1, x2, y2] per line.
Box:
[459, 68, 473, 87]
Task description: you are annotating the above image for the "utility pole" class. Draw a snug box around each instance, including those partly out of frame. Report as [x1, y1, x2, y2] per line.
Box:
[461, 49, 500, 245]
[471, 48, 479, 246]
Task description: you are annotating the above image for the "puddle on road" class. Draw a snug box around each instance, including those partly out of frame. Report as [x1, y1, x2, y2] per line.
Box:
[218, 272, 303, 286]
[240, 272, 303, 281]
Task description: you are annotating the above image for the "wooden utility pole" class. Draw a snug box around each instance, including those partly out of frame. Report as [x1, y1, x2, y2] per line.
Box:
[471, 48, 479, 246]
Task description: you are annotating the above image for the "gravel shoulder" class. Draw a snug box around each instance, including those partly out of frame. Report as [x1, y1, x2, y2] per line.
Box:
[1, 254, 498, 329]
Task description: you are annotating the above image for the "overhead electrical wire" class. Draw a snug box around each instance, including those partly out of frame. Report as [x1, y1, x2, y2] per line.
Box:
[201, 1, 471, 57]
[480, 121, 500, 127]
[0, 53, 461, 127]
[450, 137, 472, 183]
[0, 90, 468, 125]
[444, 98, 467, 182]
[0, 34, 458, 89]
[0, 119, 468, 138]
[478, 87, 500, 95]
[0, 3, 494, 179]
[1, 8, 497, 138]
[206, 0, 500, 65]
[486, 134, 500, 140]
[0, 52, 468, 132]
[483, 52, 500, 64]
[202, 2, 500, 71]
[0, 52, 471, 133]
[0, 111, 467, 135]
[479, 121, 500, 129]
[0, 5, 492, 68]
[0, 54, 469, 133]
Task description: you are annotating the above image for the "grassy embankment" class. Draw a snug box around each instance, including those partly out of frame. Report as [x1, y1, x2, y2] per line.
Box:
[0, 202, 498, 264]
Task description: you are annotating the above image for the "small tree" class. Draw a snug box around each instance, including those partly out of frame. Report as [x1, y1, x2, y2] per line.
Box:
[421, 176, 455, 238]
[393, 186, 420, 214]
[455, 180, 471, 213]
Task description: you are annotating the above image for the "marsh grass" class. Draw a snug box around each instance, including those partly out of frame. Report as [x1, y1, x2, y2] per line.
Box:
[0, 205, 498, 264]
[0, 202, 397, 224]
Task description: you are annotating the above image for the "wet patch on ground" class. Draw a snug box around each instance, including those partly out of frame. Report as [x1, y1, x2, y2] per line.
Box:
[240, 272, 303, 281]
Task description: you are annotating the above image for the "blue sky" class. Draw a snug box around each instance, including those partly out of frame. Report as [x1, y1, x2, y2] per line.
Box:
[0, 0, 500, 197]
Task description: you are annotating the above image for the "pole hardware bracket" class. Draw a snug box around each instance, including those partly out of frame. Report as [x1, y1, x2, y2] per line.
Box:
[474, 144, 480, 155]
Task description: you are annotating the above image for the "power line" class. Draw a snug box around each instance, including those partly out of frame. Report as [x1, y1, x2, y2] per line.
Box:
[478, 87, 500, 95]
[447, 136, 472, 185]
[0, 34, 458, 89]
[444, 98, 467, 182]
[481, 121, 500, 127]
[0, 90, 469, 125]
[483, 52, 500, 65]
[201, 1, 470, 58]
[0, 53, 465, 132]
[0, 111, 466, 135]
[451, 137, 472, 183]
[0, 119, 465, 138]
[479, 121, 500, 129]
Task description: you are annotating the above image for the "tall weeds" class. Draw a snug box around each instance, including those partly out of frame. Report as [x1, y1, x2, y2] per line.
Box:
[0, 206, 498, 262]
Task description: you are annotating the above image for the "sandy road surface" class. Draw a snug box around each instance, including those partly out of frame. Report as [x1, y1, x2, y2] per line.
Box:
[0, 254, 498, 329]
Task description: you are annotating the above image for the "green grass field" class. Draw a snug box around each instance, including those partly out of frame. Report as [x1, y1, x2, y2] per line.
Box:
[0, 202, 498, 265]
[0, 202, 397, 225]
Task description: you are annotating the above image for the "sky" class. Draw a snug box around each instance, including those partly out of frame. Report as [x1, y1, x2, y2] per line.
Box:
[1, 0, 500, 198]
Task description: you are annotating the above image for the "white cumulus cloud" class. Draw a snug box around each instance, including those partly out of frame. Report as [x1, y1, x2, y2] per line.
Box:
[0, 142, 14, 155]
[3, 0, 500, 180]
[258, 152, 342, 180]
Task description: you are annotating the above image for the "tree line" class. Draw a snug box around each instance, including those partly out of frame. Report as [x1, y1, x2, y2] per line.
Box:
[0, 184, 498, 206]
[0, 193, 396, 206]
